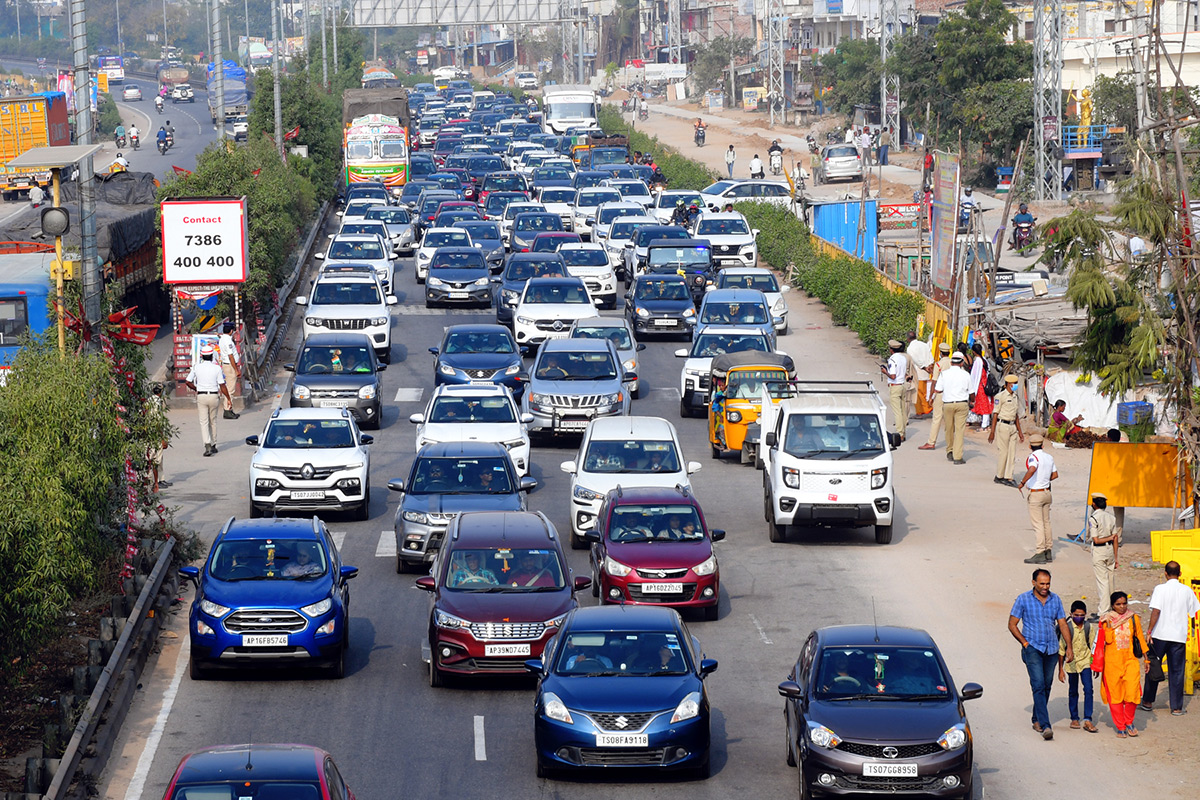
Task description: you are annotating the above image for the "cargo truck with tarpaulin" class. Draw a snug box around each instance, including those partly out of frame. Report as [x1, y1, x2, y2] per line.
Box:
[341, 89, 412, 192]
[207, 60, 250, 123]
[0, 92, 70, 199]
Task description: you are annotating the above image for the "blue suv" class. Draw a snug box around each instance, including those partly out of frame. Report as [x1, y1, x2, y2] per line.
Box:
[180, 517, 359, 680]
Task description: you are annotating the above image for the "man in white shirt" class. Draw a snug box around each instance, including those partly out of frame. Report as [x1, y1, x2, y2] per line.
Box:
[905, 332, 933, 418]
[857, 128, 873, 166]
[216, 321, 242, 419]
[880, 339, 908, 439]
[933, 351, 972, 463]
[1141, 560, 1200, 715]
[724, 145, 736, 179]
[1017, 433, 1058, 564]
[748, 153, 763, 179]
[183, 343, 234, 457]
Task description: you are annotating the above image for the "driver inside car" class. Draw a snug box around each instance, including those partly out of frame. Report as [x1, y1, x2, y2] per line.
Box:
[451, 551, 498, 586]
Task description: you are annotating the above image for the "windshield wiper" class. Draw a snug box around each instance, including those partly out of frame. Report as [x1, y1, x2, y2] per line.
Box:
[825, 693, 902, 701]
[897, 693, 950, 701]
[584, 671, 622, 677]
[224, 575, 269, 582]
[835, 446, 883, 459]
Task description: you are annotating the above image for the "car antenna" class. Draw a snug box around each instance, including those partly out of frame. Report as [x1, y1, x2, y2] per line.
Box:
[244, 737, 253, 773]
[872, 597, 880, 643]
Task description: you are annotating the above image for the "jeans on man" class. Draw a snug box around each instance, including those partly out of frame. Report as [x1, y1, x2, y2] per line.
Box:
[1022, 645, 1057, 729]
[726, 162, 734, 178]
[1142, 639, 1187, 711]
[1067, 669, 1093, 722]
[879, 144, 889, 165]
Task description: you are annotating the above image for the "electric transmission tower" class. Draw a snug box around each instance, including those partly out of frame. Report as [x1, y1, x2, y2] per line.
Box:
[1032, 0, 1063, 201]
[668, 0, 681, 65]
[879, 0, 900, 137]
[767, 0, 784, 126]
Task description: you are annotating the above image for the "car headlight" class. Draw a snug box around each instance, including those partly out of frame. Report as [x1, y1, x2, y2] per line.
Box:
[635, 306, 649, 318]
[693, 555, 717, 576]
[727, 410, 742, 423]
[530, 392, 552, 405]
[502, 289, 520, 303]
[871, 467, 888, 489]
[301, 597, 333, 617]
[544, 612, 567, 628]
[600, 392, 621, 405]
[783, 467, 800, 489]
[504, 363, 521, 375]
[773, 297, 787, 313]
[402, 510, 429, 524]
[438, 363, 457, 377]
[502, 438, 526, 450]
[573, 484, 604, 502]
[807, 721, 841, 749]
[938, 723, 968, 751]
[305, 316, 322, 326]
[370, 317, 388, 326]
[419, 251, 431, 260]
[516, 315, 534, 324]
[671, 691, 702, 723]
[542, 692, 573, 724]
[622, 358, 636, 371]
[604, 555, 632, 577]
[685, 368, 703, 376]
[200, 599, 230, 617]
[682, 308, 696, 317]
[292, 384, 311, 400]
[428, 276, 445, 286]
[434, 609, 470, 629]
[359, 384, 377, 400]
[472, 277, 490, 287]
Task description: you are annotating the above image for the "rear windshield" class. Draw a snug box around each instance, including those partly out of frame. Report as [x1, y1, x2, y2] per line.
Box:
[720, 273, 779, 293]
[697, 218, 750, 236]
[429, 395, 517, 423]
[561, 248, 609, 268]
[826, 146, 859, 159]
[700, 301, 769, 325]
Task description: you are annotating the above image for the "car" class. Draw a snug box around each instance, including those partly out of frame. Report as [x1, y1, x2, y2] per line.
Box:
[711, 266, 790, 333]
[121, 83, 142, 101]
[287, 332, 385, 429]
[171, 84, 194, 103]
[516, 71, 539, 89]
[522, 338, 633, 442]
[179, 516, 359, 678]
[650, 189, 706, 224]
[572, 169, 610, 190]
[572, 187, 621, 238]
[343, 184, 390, 208]
[559, 243, 618, 308]
[317, 232, 397, 294]
[415, 226, 472, 283]
[438, 167, 477, 201]
[296, 268, 397, 363]
[511, 211, 565, 253]
[700, 179, 793, 211]
[512, 276, 601, 347]
[464, 154, 506, 189]
[492, 252, 569, 327]
[603, 178, 654, 209]
[232, 114, 249, 141]
[410, 384, 533, 476]
[625, 274, 697, 339]
[569, 315, 644, 398]
[339, 198, 381, 224]
[779, 625, 982, 799]
[161, 743, 358, 799]
[453, 219, 505, 272]
[414, 190, 461, 237]
[501, 201, 548, 245]
[623, 224, 693, 285]
[399, 179, 439, 209]
[531, 165, 575, 190]
[560, 415, 699, 546]
[416, 510, 584, 685]
[813, 143, 865, 184]
[690, 211, 760, 268]
[335, 219, 392, 249]
[590, 201, 646, 253]
[429, 323, 529, 399]
[388, 442, 535, 572]
[585, 485, 724, 618]
[529, 605, 718, 778]
[433, 207, 483, 230]
[432, 65, 466, 80]
[644, 238, 718, 302]
[483, 190, 531, 223]
[365, 204, 417, 253]
[530, 231, 582, 254]
[538, 186, 579, 230]
[425, 246, 492, 308]
[601, 214, 656, 279]
[675, 326, 775, 417]
[695, 288, 778, 348]
[479, 171, 529, 205]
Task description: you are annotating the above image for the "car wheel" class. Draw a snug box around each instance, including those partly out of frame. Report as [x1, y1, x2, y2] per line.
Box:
[425, 297, 435, 308]
[379, 349, 391, 365]
[535, 755, 552, 779]
[188, 652, 206, 680]
[711, 442, 722, 460]
[354, 487, 370, 521]
[785, 719, 797, 766]
[797, 759, 813, 800]
[249, 501, 263, 519]
[429, 656, 444, 687]
[679, 398, 692, 418]
[956, 776, 974, 800]
[692, 753, 711, 780]
[875, 524, 893, 544]
[591, 566, 600, 598]
[766, 495, 787, 543]
[330, 628, 348, 679]
[395, 554, 410, 574]
[704, 603, 719, 622]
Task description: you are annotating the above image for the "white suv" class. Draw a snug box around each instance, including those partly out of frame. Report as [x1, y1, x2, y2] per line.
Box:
[408, 384, 534, 476]
[296, 270, 397, 363]
[690, 211, 759, 268]
[674, 326, 775, 417]
[710, 266, 791, 334]
[516, 71, 539, 90]
[558, 242, 617, 308]
[246, 407, 373, 520]
[512, 276, 601, 347]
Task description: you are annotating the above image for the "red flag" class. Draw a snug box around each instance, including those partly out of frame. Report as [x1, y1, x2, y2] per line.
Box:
[284, 125, 300, 141]
[172, 165, 192, 175]
[252, 168, 262, 177]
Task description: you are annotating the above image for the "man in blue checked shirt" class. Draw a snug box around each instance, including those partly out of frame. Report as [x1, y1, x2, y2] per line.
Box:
[1008, 569, 1074, 740]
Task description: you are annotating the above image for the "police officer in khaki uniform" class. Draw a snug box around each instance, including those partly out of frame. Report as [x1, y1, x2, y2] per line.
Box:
[919, 342, 952, 450]
[881, 339, 908, 439]
[989, 374, 1025, 486]
[1089, 493, 1119, 615]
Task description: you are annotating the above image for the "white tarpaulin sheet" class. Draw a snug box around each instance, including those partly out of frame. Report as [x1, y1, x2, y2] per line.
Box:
[1043, 370, 1171, 433]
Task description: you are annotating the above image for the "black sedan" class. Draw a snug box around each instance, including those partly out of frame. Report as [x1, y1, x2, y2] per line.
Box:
[778, 625, 982, 799]
[624, 274, 697, 339]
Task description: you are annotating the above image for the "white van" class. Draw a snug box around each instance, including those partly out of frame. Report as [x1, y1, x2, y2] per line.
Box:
[471, 90, 495, 111]
[759, 381, 901, 544]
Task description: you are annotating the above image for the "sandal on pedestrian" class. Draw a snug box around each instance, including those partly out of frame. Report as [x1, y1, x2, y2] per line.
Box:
[1083, 720, 1098, 733]
[1116, 729, 1127, 738]
[1069, 720, 1080, 729]
[1031, 723, 1043, 733]
[1126, 726, 1138, 737]
[1138, 703, 1153, 712]
[1171, 709, 1186, 716]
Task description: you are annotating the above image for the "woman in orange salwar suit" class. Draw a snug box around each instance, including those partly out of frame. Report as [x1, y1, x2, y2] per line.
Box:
[1091, 591, 1148, 738]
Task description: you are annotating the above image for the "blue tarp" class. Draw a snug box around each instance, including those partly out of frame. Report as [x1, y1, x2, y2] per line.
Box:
[206, 60, 247, 85]
[811, 199, 877, 265]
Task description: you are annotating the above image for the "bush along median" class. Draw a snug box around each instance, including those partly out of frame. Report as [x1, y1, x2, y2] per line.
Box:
[597, 105, 720, 190]
[735, 201, 925, 356]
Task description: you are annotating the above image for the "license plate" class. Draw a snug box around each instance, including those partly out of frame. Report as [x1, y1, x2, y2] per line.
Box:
[558, 419, 589, 430]
[484, 643, 531, 656]
[290, 490, 326, 500]
[242, 635, 288, 647]
[315, 399, 348, 408]
[596, 733, 649, 747]
[469, 379, 493, 385]
[641, 582, 683, 594]
[863, 762, 918, 777]
[654, 318, 677, 326]
[449, 292, 468, 299]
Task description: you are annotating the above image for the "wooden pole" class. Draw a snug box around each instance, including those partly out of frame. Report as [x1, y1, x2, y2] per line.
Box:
[991, 131, 1031, 305]
[52, 167, 65, 356]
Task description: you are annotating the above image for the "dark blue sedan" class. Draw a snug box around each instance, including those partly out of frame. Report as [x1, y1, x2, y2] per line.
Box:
[430, 324, 528, 398]
[528, 605, 717, 778]
[424, 247, 491, 308]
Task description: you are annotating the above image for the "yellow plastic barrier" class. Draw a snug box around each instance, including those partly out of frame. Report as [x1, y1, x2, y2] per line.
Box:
[1150, 529, 1200, 564]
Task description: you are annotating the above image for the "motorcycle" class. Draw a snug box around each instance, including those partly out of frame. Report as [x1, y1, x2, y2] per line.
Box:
[769, 151, 783, 175]
[114, 132, 127, 148]
[806, 134, 819, 154]
[155, 98, 164, 114]
[750, 165, 765, 180]
[637, 106, 648, 121]
[130, 132, 139, 150]
[1013, 220, 1036, 250]
[694, 126, 705, 147]
[957, 202, 975, 233]
[157, 134, 174, 155]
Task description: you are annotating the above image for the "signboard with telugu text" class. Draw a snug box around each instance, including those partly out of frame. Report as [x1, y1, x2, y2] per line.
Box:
[930, 152, 959, 291]
[161, 197, 249, 285]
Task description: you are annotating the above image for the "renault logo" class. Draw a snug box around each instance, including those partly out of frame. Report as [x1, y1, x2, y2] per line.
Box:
[614, 715, 629, 729]
[301, 463, 315, 479]
[882, 746, 899, 759]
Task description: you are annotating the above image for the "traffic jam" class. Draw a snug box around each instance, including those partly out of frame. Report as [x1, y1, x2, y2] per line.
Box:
[161, 84, 981, 800]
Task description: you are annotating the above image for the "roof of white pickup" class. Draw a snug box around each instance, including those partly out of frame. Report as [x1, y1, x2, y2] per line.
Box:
[776, 382, 884, 415]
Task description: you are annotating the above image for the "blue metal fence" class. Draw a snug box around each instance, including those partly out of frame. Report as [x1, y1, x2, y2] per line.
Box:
[810, 199, 878, 265]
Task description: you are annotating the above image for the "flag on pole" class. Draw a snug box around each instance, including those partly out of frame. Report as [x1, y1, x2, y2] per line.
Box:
[172, 166, 192, 175]
[284, 125, 300, 141]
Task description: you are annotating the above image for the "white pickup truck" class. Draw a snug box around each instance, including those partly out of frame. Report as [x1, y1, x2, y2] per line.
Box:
[759, 381, 901, 544]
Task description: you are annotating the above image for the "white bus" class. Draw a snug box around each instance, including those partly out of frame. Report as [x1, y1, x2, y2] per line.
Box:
[541, 85, 598, 134]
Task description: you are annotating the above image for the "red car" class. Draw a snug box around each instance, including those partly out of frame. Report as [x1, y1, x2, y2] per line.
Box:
[529, 231, 582, 254]
[416, 510, 589, 686]
[162, 744, 355, 800]
[584, 486, 724, 620]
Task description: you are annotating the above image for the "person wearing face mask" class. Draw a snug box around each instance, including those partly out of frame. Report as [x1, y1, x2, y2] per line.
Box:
[1058, 600, 1098, 732]
[1091, 591, 1148, 738]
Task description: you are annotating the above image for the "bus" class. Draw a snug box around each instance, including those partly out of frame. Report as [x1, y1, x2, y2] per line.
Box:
[541, 85, 599, 135]
[344, 113, 409, 191]
[97, 55, 125, 84]
[0, 244, 54, 375]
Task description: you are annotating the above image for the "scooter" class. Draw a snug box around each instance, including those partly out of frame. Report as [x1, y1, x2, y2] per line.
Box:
[1013, 220, 1036, 250]
[806, 134, 819, 154]
[694, 126, 705, 147]
[957, 202, 975, 233]
[769, 151, 783, 175]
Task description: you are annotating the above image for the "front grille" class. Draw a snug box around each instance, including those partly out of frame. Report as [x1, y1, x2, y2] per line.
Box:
[579, 748, 667, 766]
[801, 472, 868, 492]
[320, 318, 371, 330]
[278, 465, 341, 480]
[547, 394, 605, 408]
[534, 319, 571, 333]
[628, 583, 697, 602]
[634, 567, 688, 579]
[464, 368, 494, 379]
[468, 621, 546, 640]
[583, 279, 603, 292]
[588, 711, 659, 731]
[717, 244, 734, 253]
[835, 775, 944, 792]
[698, 374, 711, 390]
[837, 741, 943, 759]
[425, 513, 456, 526]
[223, 609, 307, 634]
[310, 389, 358, 399]
[463, 657, 530, 672]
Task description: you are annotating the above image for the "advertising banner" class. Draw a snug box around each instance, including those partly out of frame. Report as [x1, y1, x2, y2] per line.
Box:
[930, 152, 959, 290]
[161, 197, 250, 285]
[644, 63, 687, 81]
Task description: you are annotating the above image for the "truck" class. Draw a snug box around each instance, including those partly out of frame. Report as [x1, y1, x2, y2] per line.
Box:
[342, 88, 411, 132]
[342, 89, 413, 190]
[207, 60, 249, 123]
[541, 85, 599, 134]
[759, 381, 902, 544]
[156, 66, 191, 89]
[0, 92, 71, 199]
[361, 61, 399, 89]
[238, 41, 273, 71]
[569, 132, 629, 168]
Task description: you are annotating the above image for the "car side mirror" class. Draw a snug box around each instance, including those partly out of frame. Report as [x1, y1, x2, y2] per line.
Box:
[520, 476, 539, 492]
[409, 413, 426, 424]
[386, 296, 399, 306]
[765, 431, 777, 447]
[245, 435, 260, 446]
[377, 362, 387, 371]
[636, 343, 646, 351]
[711, 529, 726, 542]
[389, 253, 399, 260]
[560, 460, 577, 474]
[283, 363, 295, 372]
[520, 413, 534, 424]
[387, 478, 406, 492]
[752, 228, 760, 237]
[960, 682, 983, 701]
[295, 296, 308, 306]
[428, 347, 440, 355]
[314, 252, 325, 259]
[360, 435, 374, 445]
[624, 293, 632, 300]
[888, 432, 903, 449]
[415, 575, 436, 591]
[573, 575, 592, 592]
[778, 680, 804, 698]
[623, 371, 637, 383]
[179, 565, 200, 585]
[780, 284, 791, 293]
[340, 565, 360, 580]
[674, 348, 688, 358]
[699, 658, 719, 676]
[686, 461, 701, 474]
[524, 659, 544, 675]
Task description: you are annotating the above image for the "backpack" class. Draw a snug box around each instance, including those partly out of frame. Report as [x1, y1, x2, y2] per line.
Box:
[983, 359, 1001, 397]
[1059, 619, 1093, 652]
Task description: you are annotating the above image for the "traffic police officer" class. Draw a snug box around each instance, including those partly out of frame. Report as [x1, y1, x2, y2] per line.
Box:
[989, 374, 1025, 486]
[881, 339, 908, 440]
[183, 343, 234, 457]
[1089, 493, 1119, 615]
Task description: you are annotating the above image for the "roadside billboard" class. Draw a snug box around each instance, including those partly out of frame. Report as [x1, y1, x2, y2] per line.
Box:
[930, 152, 959, 290]
[161, 197, 250, 285]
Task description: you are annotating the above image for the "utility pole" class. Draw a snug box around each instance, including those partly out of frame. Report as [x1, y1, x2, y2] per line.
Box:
[880, 0, 901, 139]
[244, 0, 252, 66]
[1032, 0, 1062, 201]
[211, 0, 225, 139]
[68, 0, 99, 326]
[163, 0, 169, 52]
[332, 0, 339, 76]
[116, 0, 123, 64]
[320, 0, 328, 87]
[668, 0, 681, 65]
[272, 0, 284, 156]
[15, 0, 20, 42]
[576, 0, 585, 83]
[766, 0, 785, 126]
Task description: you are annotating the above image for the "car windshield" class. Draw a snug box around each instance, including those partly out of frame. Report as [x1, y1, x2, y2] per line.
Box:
[541, 188, 577, 204]
[561, 249, 609, 268]
[345, 139, 373, 159]
[443, 546, 565, 591]
[459, 222, 500, 240]
[329, 240, 384, 260]
[343, 203, 375, 218]
[506, 259, 564, 280]
[700, 301, 768, 325]
[515, 215, 563, 232]
[408, 456, 513, 494]
[638, 228, 689, 246]
[505, 205, 543, 221]
[662, 193, 703, 208]
[584, 439, 680, 475]
[609, 221, 643, 239]
[814, 646, 951, 700]
[722, 274, 779, 293]
[264, 418, 355, 448]
[428, 395, 517, 423]
[698, 219, 750, 235]
[425, 231, 471, 248]
[607, 503, 703, 542]
[534, 167, 572, 182]
[524, 282, 589, 304]
[339, 223, 386, 238]
[431, 251, 486, 270]
[552, 631, 690, 676]
[782, 413, 885, 458]
[573, 325, 632, 350]
[635, 280, 690, 301]
[579, 190, 620, 207]
[487, 175, 525, 191]
[297, 345, 374, 374]
[535, 350, 617, 380]
[614, 182, 650, 198]
[649, 247, 710, 268]
[724, 368, 790, 399]
[208, 538, 329, 582]
[704, 180, 736, 194]
[469, 156, 504, 172]
[690, 333, 770, 357]
[311, 281, 381, 305]
[367, 207, 411, 224]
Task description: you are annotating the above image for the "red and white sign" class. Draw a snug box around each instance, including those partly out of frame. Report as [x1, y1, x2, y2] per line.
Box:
[161, 197, 249, 285]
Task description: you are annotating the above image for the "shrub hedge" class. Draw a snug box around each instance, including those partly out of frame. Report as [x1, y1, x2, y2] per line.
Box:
[597, 105, 720, 191]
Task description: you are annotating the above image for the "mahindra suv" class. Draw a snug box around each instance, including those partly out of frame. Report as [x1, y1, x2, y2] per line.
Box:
[689, 211, 759, 268]
[522, 338, 633, 440]
[296, 269, 397, 363]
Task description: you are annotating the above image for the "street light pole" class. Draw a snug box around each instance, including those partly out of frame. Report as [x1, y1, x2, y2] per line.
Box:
[272, 0, 284, 157]
[320, 0, 328, 87]
[244, 0, 251, 66]
[116, 0, 123, 63]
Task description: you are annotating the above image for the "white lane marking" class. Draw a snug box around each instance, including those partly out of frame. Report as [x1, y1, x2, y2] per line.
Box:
[330, 531, 347, 550]
[117, 98, 154, 130]
[474, 715, 487, 761]
[271, 383, 285, 413]
[123, 634, 190, 800]
[375, 530, 396, 557]
[394, 387, 424, 403]
[749, 613, 774, 645]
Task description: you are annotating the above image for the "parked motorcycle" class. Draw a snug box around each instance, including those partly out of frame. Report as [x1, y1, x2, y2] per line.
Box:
[694, 126, 705, 147]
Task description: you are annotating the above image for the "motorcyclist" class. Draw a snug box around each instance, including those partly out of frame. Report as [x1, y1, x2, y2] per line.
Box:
[768, 140, 783, 157]
[112, 152, 129, 172]
[749, 154, 764, 179]
[155, 94, 164, 113]
[686, 202, 702, 226]
[156, 126, 168, 150]
[637, 96, 648, 117]
[128, 124, 140, 148]
[670, 199, 690, 226]
[1010, 202, 1035, 248]
[114, 123, 126, 145]
[958, 186, 977, 230]
[165, 120, 176, 140]
[649, 165, 666, 186]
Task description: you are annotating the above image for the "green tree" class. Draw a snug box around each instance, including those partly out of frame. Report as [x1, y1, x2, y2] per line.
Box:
[959, 79, 1034, 162]
[689, 35, 754, 97]
[819, 38, 881, 113]
[248, 61, 343, 199]
[1091, 72, 1139, 133]
[934, 0, 1031, 97]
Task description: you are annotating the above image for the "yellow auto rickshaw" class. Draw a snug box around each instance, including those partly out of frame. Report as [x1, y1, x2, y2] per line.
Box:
[708, 351, 796, 461]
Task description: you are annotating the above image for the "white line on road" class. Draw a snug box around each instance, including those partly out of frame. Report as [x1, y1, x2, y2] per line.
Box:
[123, 635, 190, 800]
[748, 613, 773, 645]
[375, 530, 396, 557]
[394, 387, 424, 403]
[330, 531, 347, 550]
[474, 715, 487, 761]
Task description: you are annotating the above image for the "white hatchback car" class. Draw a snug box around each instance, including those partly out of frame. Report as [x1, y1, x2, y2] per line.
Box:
[560, 416, 701, 547]
[409, 384, 534, 476]
[415, 227, 473, 283]
[512, 276, 601, 347]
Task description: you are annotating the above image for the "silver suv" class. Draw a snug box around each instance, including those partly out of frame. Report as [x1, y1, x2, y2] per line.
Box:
[521, 338, 634, 438]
